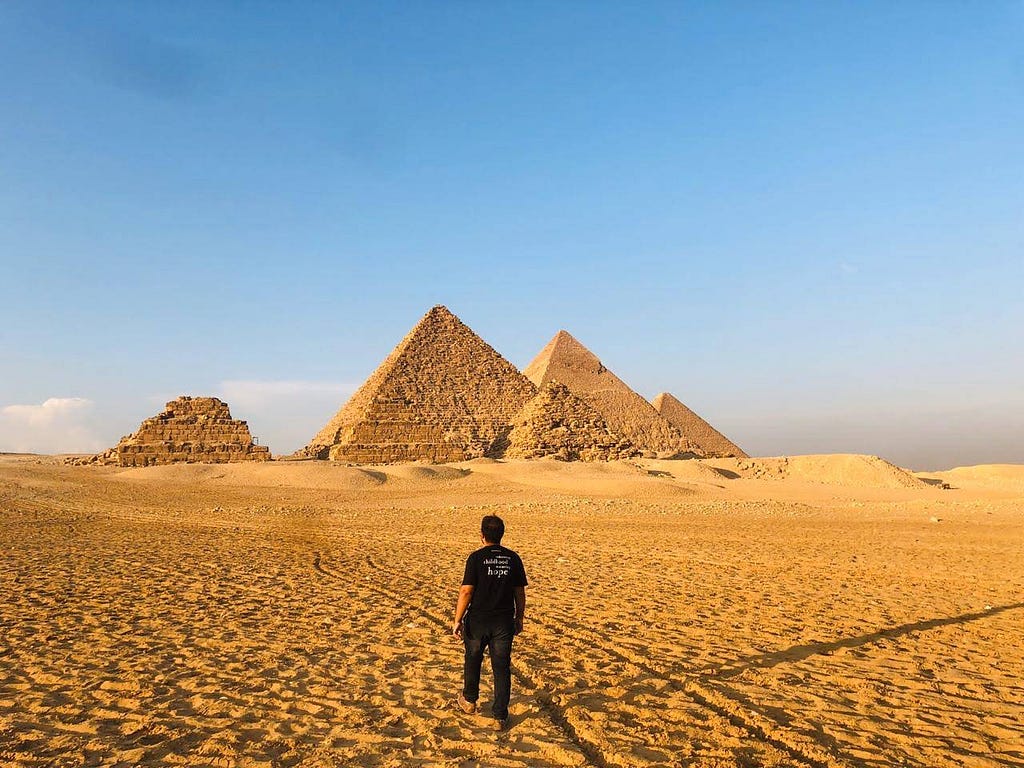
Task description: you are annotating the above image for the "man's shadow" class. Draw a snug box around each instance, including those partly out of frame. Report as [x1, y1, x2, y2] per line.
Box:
[707, 602, 1024, 679]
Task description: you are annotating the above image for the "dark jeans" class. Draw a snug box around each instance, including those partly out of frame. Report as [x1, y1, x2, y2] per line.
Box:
[462, 611, 515, 720]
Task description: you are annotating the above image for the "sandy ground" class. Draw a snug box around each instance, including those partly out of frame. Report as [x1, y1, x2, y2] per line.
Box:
[1, 453, 1022, 768]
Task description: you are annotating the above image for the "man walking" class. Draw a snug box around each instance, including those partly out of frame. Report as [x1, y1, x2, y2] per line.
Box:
[452, 515, 528, 731]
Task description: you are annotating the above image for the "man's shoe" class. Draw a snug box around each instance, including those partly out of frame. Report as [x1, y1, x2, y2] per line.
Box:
[456, 693, 477, 714]
[493, 717, 508, 732]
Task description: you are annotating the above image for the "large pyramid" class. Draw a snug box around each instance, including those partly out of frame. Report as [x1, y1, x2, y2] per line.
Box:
[652, 392, 747, 458]
[302, 305, 538, 463]
[504, 382, 639, 461]
[84, 396, 270, 466]
[522, 331, 691, 457]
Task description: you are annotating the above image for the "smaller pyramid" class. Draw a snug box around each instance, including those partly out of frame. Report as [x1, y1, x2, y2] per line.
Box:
[652, 392, 747, 458]
[87, 396, 270, 466]
[523, 331, 690, 456]
[503, 382, 639, 461]
[301, 305, 537, 463]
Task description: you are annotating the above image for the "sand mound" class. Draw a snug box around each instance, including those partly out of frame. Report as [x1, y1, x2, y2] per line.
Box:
[705, 454, 928, 489]
[639, 458, 737, 485]
[113, 462, 388, 490]
[111, 461, 484, 491]
[467, 458, 695, 497]
[927, 464, 1024, 491]
[383, 465, 471, 482]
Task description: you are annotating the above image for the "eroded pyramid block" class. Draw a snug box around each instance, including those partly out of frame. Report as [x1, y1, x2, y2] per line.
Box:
[301, 305, 537, 463]
[652, 392, 747, 458]
[88, 396, 270, 466]
[504, 382, 639, 461]
[523, 331, 690, 457]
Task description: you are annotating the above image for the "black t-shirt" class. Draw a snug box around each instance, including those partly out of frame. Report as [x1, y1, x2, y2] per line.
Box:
[462, 544, 528, 617]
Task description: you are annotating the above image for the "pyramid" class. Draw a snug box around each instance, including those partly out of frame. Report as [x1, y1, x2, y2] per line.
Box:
[523, 331, 691, 457]
[85, 396, 270, 466]
[652, 392, 747, 458]
[504, 382, 639, 461]
[301, 305, 538, 463]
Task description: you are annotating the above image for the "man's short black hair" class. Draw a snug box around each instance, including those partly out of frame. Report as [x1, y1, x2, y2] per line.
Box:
[481, 515, 505, 544]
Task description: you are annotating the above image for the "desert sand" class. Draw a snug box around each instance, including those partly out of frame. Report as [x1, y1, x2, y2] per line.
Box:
[1, 453, 1022, 767]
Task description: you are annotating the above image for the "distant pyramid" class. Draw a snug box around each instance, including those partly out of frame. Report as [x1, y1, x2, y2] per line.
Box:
[652, 392, 747, 458]
[504, 382, 639, 461]
[84, 396, 270, 466]
[302, 305, 537, 463]
[523, 331, 690, 456]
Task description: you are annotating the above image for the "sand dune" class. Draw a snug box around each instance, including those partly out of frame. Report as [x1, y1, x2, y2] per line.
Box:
[928, 463, 1024, 490]
[107, 453, 939, 496]
[460, 458, 698, 498]
[1, 453, 1022, 767]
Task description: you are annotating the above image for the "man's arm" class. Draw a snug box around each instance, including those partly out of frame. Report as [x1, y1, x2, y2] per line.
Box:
[452, 585, 474, 637]
[514, 586, 526, 634]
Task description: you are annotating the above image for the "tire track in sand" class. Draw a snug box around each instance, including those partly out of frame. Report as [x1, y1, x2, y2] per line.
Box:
[313, 551, 614, 768]
[356, 551, 856, 768]
[534, 607, 857, 768]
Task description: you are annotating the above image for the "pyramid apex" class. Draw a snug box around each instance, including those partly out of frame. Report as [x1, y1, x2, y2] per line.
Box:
[524, 329, 602, 387]
[420, 304, 459, 322]
[407, 304, 464, 333]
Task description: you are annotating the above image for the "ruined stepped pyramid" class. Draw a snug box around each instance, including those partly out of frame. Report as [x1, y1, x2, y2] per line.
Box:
[87, 396, 270, 467]
[652, 392, 747, 458]
[523, 331, 692, 457]
[505, 382, 639, 461]
[301, 305, 538, 463]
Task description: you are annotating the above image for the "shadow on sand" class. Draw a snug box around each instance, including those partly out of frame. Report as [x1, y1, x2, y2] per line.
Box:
[708, 602, 1024, 679]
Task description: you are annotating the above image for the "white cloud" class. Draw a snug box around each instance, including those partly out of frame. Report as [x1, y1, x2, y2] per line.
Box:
[216, 380, 355, 455]
[0, 397, 105, 454]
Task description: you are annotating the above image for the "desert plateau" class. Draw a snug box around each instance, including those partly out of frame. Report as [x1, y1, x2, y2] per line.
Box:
[2, 452, 1021, 768]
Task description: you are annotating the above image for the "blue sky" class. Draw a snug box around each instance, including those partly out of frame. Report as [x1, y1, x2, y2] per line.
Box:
[1, 2, 1022, 469]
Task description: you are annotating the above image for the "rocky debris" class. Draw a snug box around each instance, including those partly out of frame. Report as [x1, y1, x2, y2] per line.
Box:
[503, 382, 640, 461]
[300, 305, 538, 463]
[77, 397, 270, 466]
[652, 392, 747, 458]
[523, 330, 692, 457]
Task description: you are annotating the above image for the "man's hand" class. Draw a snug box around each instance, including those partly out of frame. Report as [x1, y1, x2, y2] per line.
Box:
[453, 585, 473, 641]
[513, 586, 526, 636]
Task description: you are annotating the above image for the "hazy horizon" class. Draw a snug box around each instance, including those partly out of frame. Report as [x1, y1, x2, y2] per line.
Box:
[2, 3, 1022, 471]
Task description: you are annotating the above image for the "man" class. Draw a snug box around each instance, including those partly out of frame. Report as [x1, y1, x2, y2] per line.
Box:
[452, 515, 528, 731]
